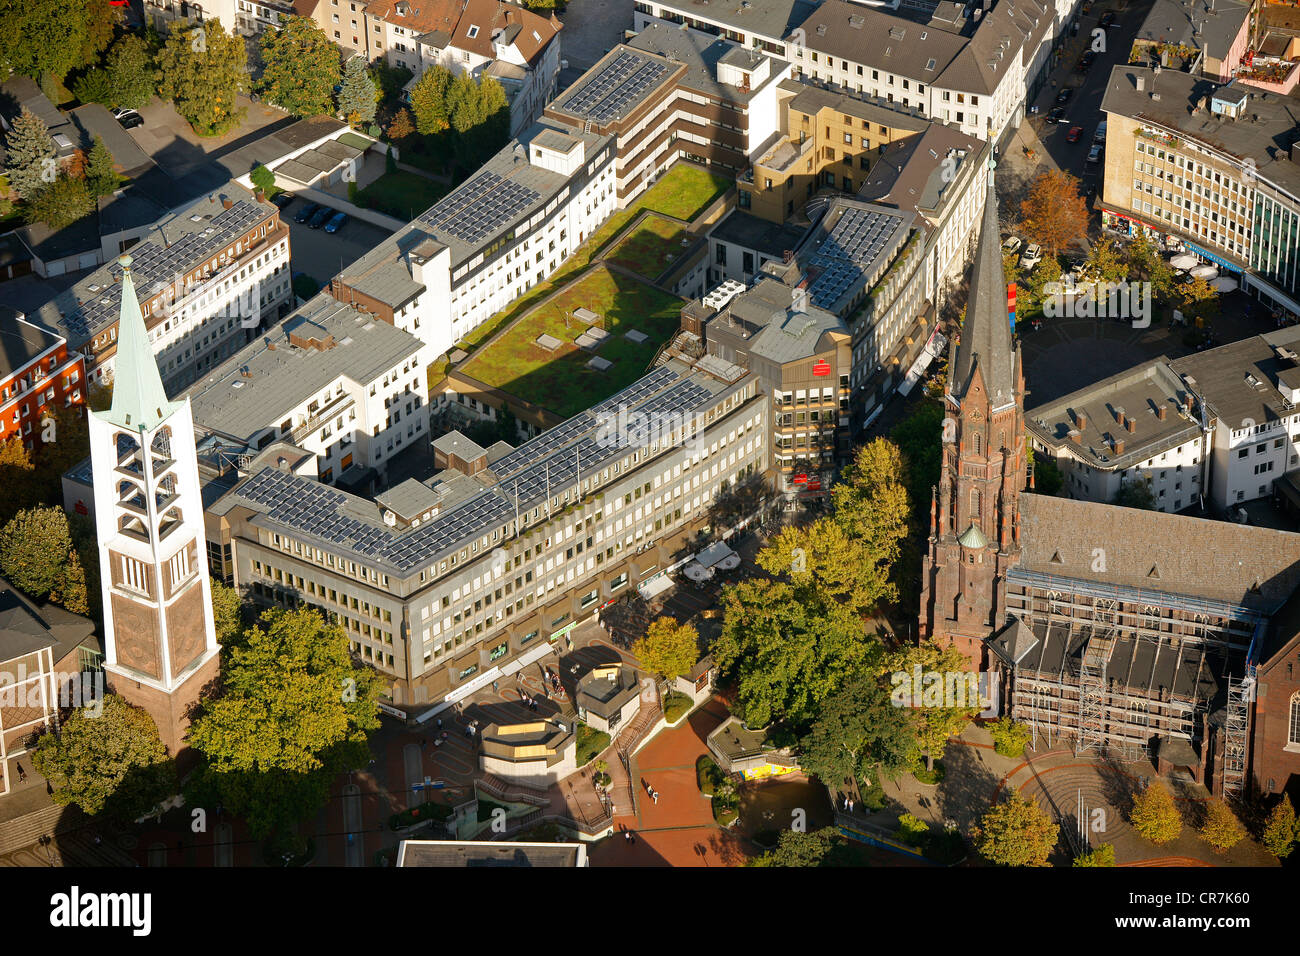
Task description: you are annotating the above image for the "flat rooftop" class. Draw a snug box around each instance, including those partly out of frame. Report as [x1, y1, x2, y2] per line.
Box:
[1025, 358, 1201, 469]
[1101, 66, 1300, 198]
[212, 359, 747, 575]
[798, 198, 915, 313]
[549, 46, 679, 125]
[626, 25, 777, 105]
[1171, 324, 1300, 432]
[712, 276, 847, 365]
[651, 0, 818, 40]
[184, 294, 424, 441]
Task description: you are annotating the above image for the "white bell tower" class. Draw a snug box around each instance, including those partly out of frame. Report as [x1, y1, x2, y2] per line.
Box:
[88, 254, 220, 755]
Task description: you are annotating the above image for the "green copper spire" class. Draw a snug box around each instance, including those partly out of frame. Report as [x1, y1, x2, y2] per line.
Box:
[97, 254, 180, 433]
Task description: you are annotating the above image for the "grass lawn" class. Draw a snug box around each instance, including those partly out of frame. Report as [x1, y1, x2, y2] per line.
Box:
[445, 162, 730, 357]
[604, 213, 689, 281]
[458, 265, 684, 418]
[357, 170, 448, 220]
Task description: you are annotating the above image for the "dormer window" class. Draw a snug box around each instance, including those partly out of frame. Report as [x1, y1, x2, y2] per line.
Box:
[467, 24, 479, 38]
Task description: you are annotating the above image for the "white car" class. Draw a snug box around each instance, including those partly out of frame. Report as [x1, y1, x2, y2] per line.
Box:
[1002, 235, 1023, 256]
[1094, 120, 1107, 144]
[1018, 243, 1043, 271]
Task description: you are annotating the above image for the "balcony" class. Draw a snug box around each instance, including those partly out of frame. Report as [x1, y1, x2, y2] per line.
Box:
[291, 394, 354, 445]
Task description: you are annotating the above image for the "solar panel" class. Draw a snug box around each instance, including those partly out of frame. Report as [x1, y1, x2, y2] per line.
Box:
[419, 171, 541, 245]
[561, 51, 670, 124]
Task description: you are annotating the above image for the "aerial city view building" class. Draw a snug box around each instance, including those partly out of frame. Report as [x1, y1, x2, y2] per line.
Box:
[0, 0, 1297, 910]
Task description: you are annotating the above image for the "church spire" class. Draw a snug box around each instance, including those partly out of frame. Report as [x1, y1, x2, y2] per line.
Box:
[98, 254, 178, 434]
[951, 162, 1017, 409]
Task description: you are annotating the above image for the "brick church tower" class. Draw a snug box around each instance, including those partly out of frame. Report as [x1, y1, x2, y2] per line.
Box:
[919, 165, 1025, 669]
[88, 255, 221, 756]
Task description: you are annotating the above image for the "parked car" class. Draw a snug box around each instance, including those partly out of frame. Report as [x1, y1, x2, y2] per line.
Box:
[1094, 120, 1107, 144]
[110, 106, 138, 120]
[1002, 235, 1023, 256]
[308, 205, 334, 228]
[1100, 11, 1117, 28]
[1056, 87, 1074, 104]
[116, 112, 144, 130]
[1066, 125, 1084, 143]
[1087, 143, 1103, 164]
[294, 202, 321, 224]
[1047, 106, 1068, 124]
[1019, 243, 1043, 271]
[271, 192, 294, 209]
[323, 211, 349, 233]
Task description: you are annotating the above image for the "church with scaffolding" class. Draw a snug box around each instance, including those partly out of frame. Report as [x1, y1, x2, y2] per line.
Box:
[920, 164, 1300, 803]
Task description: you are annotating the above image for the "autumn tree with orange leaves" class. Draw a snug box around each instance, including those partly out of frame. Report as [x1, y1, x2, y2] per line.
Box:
[1019, 169, 1088, 257]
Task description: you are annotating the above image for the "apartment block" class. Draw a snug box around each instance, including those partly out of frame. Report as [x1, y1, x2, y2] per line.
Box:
[330, 120, 616, 357]
[30, 185, 293, 394]
[184, 294, 433, 490]
[0, 313, 87, 452]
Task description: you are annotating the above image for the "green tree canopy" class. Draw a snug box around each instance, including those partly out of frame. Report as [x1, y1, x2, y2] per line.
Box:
[31, 694, 176, 821]
[1198, 799, 1244, 853]
[973, 791, 1059, 866]
[1073, 843, 1116, 866]
[1129, 781, 1182, 845]
[0, 0, 117, 80]
[249, 162, 276, 194]
[3, 107, 57, 201]
[1114, 477, 1156, 511]
[409, 64, 453, 136]
[157, 18, 248, 136]
[1262, 796, 1298, 859]
[631, 616, 699, 684]
[337, 53, 379, 127]
[880, 640, 980, 770]
[188, 606, 381, 846]
[713, 578, 877, 730]
[258, 15, 340, 118]
[84, 135, 120, 197]
[797, 668, 913, 790]
[747, 828, 856, 867]
[25, 173, 95, 229]
[890, 399, 944, 522]
[0, 505, 76, 600]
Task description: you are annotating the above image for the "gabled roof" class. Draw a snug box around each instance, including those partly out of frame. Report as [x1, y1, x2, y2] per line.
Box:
[1018, 493, 1300, 612]
[448, 0, 560, 65]
[367, 0, 462, 35]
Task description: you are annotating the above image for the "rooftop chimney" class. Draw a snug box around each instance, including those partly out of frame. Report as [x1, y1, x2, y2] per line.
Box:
[1115, 406, 1126, 427]
[1136, 75, 1146, 91]
[1157, 404, 1168, 420]
[1113, 436, 1125, 455]
[221, 197, 233, 210]
[1068, 429, 1082, 444]
[1075, 409, 1088, 430]
[1126, 417, 1136, 433]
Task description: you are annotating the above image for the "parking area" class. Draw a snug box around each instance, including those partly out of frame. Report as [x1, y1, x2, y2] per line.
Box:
[123, 94, 296, 180]
[280, 195, 396, 288]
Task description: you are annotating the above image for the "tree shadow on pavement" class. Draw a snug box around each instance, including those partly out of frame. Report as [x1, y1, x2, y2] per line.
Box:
[934, 742, 1000, 833]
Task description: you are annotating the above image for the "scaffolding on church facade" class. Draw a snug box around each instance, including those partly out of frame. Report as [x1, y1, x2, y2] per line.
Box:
[1000, 568, 1255, 761]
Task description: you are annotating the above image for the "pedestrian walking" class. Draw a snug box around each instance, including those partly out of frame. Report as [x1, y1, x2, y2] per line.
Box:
[436, 718, 443, 731]
[16, 763, 25, 783]
[652, 790, 658, 805]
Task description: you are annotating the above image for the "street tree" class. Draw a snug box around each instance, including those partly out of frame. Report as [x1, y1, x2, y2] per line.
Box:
[3, 108, 57, 201]
[1129, 781, 1182, 845]
[1262, 796, 1297, 859]
[0, 505, 76, 601]
[337, 54, 379, 127]
[1082, 234, 1129, 283]
[1198, 799, 1245, 853]
[31, 694, 176, 821]
[973, 791, 1059, 866]
[1072, 843, 1116, 866]
[797, 669, 913, 790]
[747, 828, 852, 867]
[631, 616, 699, 684]
[187, 606, 382, 851]
[712, 578, 878, 730]
[1019, 169, 1088, 257]
[881, 641, 980, 771]
[258, 16, 340, 118]
[157, 18, 248, 136]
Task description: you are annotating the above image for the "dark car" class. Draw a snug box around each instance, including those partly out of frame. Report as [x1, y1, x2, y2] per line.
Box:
[323, 211, 349, 234]
[294, 202, 321, 224]
[1056, 87, 1074, 104]
[271, 192, 294, 209]
[308, 205, 334, 228]
[116, 112, 144, 130]
[1100, 11, 1117, 28]
[1047, 106, 1068, 124]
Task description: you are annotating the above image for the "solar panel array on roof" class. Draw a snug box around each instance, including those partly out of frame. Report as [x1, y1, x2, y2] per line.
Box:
[561, 51, 670, 124]
[418, 171, 540, 244]
[807, 206, 901, 309]
[65, 201, 267, 340]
